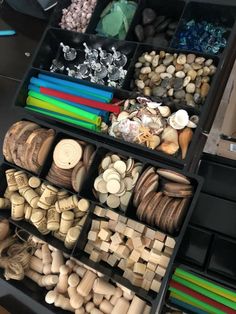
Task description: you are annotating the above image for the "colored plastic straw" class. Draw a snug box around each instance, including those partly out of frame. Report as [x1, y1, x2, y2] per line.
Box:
[172, 274, 236, 310]
[38, 74, 113, 102]
[175, 268, 236, 302]
[28, 91, 101, 126]
[25, 105, 99, 131]
[40, 86, 120, 114]
[30, 78, 109, 103]
[170, 296, 208, 314]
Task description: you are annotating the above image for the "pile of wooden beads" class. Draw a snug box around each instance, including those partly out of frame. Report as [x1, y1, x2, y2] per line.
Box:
[85, 206, 176, 293]
[47, 139, 95, 191]
[1, 169, 90, 249]
[94, 154, 142, 210]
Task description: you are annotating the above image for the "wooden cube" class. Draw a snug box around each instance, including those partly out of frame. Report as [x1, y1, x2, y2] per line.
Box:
[155, 231, 166, 242]
[88, 230, 98, 242]
[141, 279, 152, 291]
[90, 249, 101, 262]
[144, 228, 156, 239]
[133, 262, 146, 275]
[100, 221, 109, 230]
[118, 259, 126, 270]
[155, 265, 166, 277]
[111, 232, 123, 245]
[164, 246, 174, 256]
[129, 250, 141, 262]
[130, 273, 143, 287]
[147, 262, 157, 272]
[149, 249, 161, 264]
[127, 219, 137, 229]
[98, 228, 112, 241]
[159, 253, 170, 268]
[144, 270, 155, 282]
[93, 239, 102, 250]
[94, 206, 106, 217]
[126, 238, 134, 251]
[100, 241, 110, 252]
[165, 236, 176, 249]
[109, 241, 119, 252]
[115, 245, 130, 259]
[134, 221, 146, 233]
[140, 248, 150, 262]
[91, 220, 100, 231]
[108, 219, 117, 232]
[150, 279, 162, 293]
[107, 254, 119, 267]
[118, 215, 127, 224]
[106, 209, 119, 221]
[115, 222, 126, 234]
[143, 237, 152, 248]
[124, 227, 137, 238]
[84, 241, 94, 254]
[132, 236, 144, 249]
[126, 259, 135, 268]
[123, 269, 133, 281]
[153, 240, 164, 252]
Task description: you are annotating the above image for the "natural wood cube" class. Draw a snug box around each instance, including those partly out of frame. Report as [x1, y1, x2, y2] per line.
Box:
[100, 241, 110, 252]
[93, 239, 103, 250]
[126, 238, 134, 251]
[109, 241, 119, 252]
[130, 273, 143, 287]
[129, 249, 141, 262]
[144, 270, 155, 282]
[159, 253, 170, 268]
[155, 265, 166, 277]
[144, 228, 156, 239]
[108, 219, 117, 232]
[153, 240, 164, 252]
[115, 245, 130, 259]
[84, 242, 94, 254]
[165, 236, 176, 249]
[90, 249, 101, 262]
[147, 262, 157, 272]
[150, 278, 162, 293]
[134, 221, 146, 233]
[100, 221, 109, 230]
[118, 215, 127, 224]
[88, 230, 98, 242]
[115, 222, 126, 234]
[123, 269, 133, 281]
[155, 231, 166, 242]
[132, 236, 144, 249]
[91, 220, 100, 231]
[142, 279, 152, 291]
[133, 262, 146, 275]
[149, 249, 161, 264]
[143, 237, 152, 248]
[98, 228, 112, 241]
[124, 226, 136, 238]
[118, 259, 126, 270]
[164, 246, 174, 256]
[127, 219, 137, 229]
[94, 206, 106, 217]
[107, 254, 119, 267]
[140, 248, 150, 262]
[106, 209, 119, 221]
[110, 232, 123, 245]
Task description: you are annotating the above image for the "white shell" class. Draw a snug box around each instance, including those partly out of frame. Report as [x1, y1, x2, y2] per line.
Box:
[147, 101, 162, 109]
[168, 110, 189, 129]
[190, 115, 199, 125]
[187, 120, 197, 128]
[158, 106, 171, 117]
[117, 111, 129, 122]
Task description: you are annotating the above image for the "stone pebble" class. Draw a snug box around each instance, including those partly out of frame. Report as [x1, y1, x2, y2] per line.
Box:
[60, 0, 97, 33]
[133, 51, 217, 107]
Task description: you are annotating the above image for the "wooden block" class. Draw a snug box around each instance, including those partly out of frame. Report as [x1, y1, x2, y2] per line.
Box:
[107, 254, 119, 267]
[93, 240, 103, 250]
[100, 221, 109, 229]
[126, 238, 134, 251]
[144, 270, 155, 282]
[100, 241, 110, 252]
[130, 273, 143, 287]
[126, 259, 135, 268]
[164, 246, 174, 256]
[134, 221, 146, 233]
[143, 237, 151, 248]
[144, 228, 156, 239]
[129, 250, 141, 262]
[115, 222, 126, 234]
[150, 279, 161, 293]
[91, 220, 100, 231]
[149, 249, 161, 264]
[155, 265, 166, 277]
[159, 253, 170, 268]
[140, 248, 150, 262]
[147, 262, 156, 272]
[101, 252, 109, 262]
[153, 240, 164, 252]
[123, 269, 133, 281]
[106, 209, 119, 221]
[90, 249, 101, 262]
[109, 241, 119, 252]
[132, 237, 144, 249]
[135, 245, 145, 254]
[108, 219, 117, 232]
[84, 242, 94, 254]
[165, 236, 176, 249]
[155, 231, 166, 242]
[127, 219, 137, 229]
[111, 232, 124, 245]
[133, 262, 146, 275]
[115, 245, 130, 259]
[141, 279, 152, 291]
[94, 206, 106, 217]
[118, 259, 126, 271]
[88, 230, 98, 241]
[98, 228, 112, 241]
[118, 215, 127, 224]
[124, 226, 135, 238]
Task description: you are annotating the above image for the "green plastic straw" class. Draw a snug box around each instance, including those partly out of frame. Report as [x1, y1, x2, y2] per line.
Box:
[172, 274, 236, 310]
[175, 268, 236, 301]
[28, 91, 101, 126]
[169, 288, 225, 314]
[25, 105, 99, 131]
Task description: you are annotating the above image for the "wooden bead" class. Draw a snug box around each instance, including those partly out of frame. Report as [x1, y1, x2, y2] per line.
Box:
[30, 256, 43, 274]
[127, 296, 146, 314]
[85, 302, 94, 313]
[0, 198, 11, 209]
[111, 298, 130, 314]
[38, 185, 58, 210]
[5, 169, 18, 191]
[77, 270, 97, 297]
[93, 278, 116, 295]
[14, 171, 28, 189]
[51, 250, 64, 273]
[19, 187, 39, 208]
[99, 300, 114, 314]
[55, 195, 78, 213]
[11, 193, 25, 220]
[45, 290, 57, 304]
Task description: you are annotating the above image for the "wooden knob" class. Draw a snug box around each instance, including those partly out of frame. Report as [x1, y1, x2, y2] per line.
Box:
[99, 300, 114, 314]
[70, 294, 84, 309]
[45, 290, 58, 304]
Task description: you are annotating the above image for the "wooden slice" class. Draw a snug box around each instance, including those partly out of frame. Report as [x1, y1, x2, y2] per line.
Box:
[114, 160, 127, 174]
[72, 164, 86, 192]
[157, 169, 191, 185]
[53, 139, 83, 169]
[106, 179, 121, 194]
[37, 129, 55, 166]
[106, 194, 120, 208]
[83, 145, 95, 169]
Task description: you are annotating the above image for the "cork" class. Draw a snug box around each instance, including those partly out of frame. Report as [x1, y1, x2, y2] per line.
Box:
[24, 204, 33, 221]
[28, 176, 41, 189]
[57, 190, 69, 200]
[31, 211, 49, 235]
[0, 198, 11, 209]
[100, 300, 114, 314]
[65, 226, 81, 249]
[5, 169, 18, 191]
[77, 198, 90, 212]
[59, 211, 74, 235]
[77, 270, 97, 297]
[14, 171, 29, 189]
[11, 193, 25, 220]
[47, 207, 60, 231]
[4, 187, 14, 200]
[0, 219, 9, 241]
[38, 185, 58, 210]
[40, 183, 47, 194]
[20, 187, 40, 208]
[55, 195, 78, 213]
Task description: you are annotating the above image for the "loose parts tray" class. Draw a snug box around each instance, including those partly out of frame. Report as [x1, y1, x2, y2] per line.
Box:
[163, 154, 236, 312]
[0, 117, 202, 314]
[14, 0, 236, 170]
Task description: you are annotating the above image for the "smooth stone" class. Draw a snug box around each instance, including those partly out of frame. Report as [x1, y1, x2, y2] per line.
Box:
[183, 75, 191, 87]
[152, 35, 168, 47]
[177, 54, 187, 65]
[144, 54, 153, 63]
[193, 93, 201, 104]
[175, 63, 184, 71]
[202, 76, 210, 83]
[163, 55, 174, 66]
[160, 72, 172, 79]
[209, 65, 217, 75]
[197, 69, 203, 76]
[135, 62, 142, 68]
[140, 66, 152, 74]
[173, 78, 183, 90]
[135, 24, 144, 42]
[201, 82, 210, 97]
[136, 80, 145, 89]
[192, 63, 202, 70]
[161, 78, 172, 89]
[203, 66, 210, 76]
[183, 63, 192, 73]
[144, 37, 154, 44]
[150, 73, 160, 82]
[168, 21, 178, 30]
[168, 88, 174, 96]
[174, 90, 185, 99]
[143, 87, 151, 96]
[155, 64, 166, 73]
[195, 57, 205, 65]
[185, 93, 195, 107]
[167, 65, 175, 75]
[186, 54, 196, 64]
[166, 29, 175, 38]
[153, 15, 166, 28]
[186, 83, 196, 94]
[155, 18, 172, 33]
[152, 55, 160, 67]
[144, 25, 155, 38]
[143, 8, 157, 25]
[152, 86, 166, 97]
[195, 77, 202, 88]
[188, 70, 197, 81]
[175, 71, 185, 78]
[205, 59, 213, 66]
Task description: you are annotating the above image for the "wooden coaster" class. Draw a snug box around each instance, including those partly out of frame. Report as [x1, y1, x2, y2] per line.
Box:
[157, 169, 191, 185]
[136, 192, 155, 221]
[107, 194, 120, 208]
[134, 166, 155, 195]
[144, 191, 162, 225]
[154, 195, 172, 227]
[53, 139, 83, 169]
[37, 129, 55, 166]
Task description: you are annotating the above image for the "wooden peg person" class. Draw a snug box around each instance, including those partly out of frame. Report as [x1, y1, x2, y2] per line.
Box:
[93, 278, 116, 295]
[99, 300, 114, 314]
[51, 250, 64, 273]
[111, 298, 130, 314]
[56, 265, 69, 293]
[42, 244, 52, 275]
[77, 270, 97, 297]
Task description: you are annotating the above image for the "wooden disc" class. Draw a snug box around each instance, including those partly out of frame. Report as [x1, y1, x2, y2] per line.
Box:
[157, 169, 191, 184]
[106, 194, 120, 208]
[114, 160, 127, 174]
[53, 139, 83, 169]
[37, 129, 55, 166]
[106, 179, 121, 194]
[72, 161, 85, 192]
[83, 145, 95, 169]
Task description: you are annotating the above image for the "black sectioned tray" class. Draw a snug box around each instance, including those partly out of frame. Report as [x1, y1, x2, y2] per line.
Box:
[14, 0, 236, 170]
[161, 153, 236, 312]
[0, 117, 203, 314]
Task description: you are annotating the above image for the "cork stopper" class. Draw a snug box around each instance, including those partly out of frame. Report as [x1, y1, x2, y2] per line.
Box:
[38, 185, 58, 210]
[11, 193, 25, 220]
[55, 195, 78, 213]
[14, 171, 29, 189]
[5, 169, 18, 192]
[28, 177, 41, 189]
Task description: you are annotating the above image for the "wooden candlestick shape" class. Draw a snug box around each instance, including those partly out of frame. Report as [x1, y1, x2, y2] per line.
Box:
[66, 259, 76, 271]
[70, 293, 84, 310]
[56, 265, 69, 294]
[93, 278, 116, 295]
[127, 296, 146, 314]
[99, 300, 114, 314]
[5, 169, 18, 191]
[51, 250, 64, 273]
[111, 298, 130, 314]
[77, 270, 97, 297]
[38, 185, 58, 210]
[68, 273, 80, 287]
[46, 290, 74, 312]
[55, 195, 78, 213]
[14, 171, 29, 189]
[110, 287, 123, 305]
[42, 244, 52, 275]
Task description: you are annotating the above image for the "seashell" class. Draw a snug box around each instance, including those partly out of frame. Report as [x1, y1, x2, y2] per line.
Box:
[108, 122, 120, 137]
[179, 127, 193, 159]
[168, 110, 189, 130]
[148, 122, 162, 129]
[147, 107, 157, 115]
[147, 135, 161, 149]
[0, 219, 9, 241]
[147, 101, 162, 109]
[156, 142, 179, 155]
[190, 115, 199, 125]
[187, 120, 197, 128]
[128, 110, 139, 119]
[124, 99, 131, 110]
[161, 126, 179, 144]
[117, 111, 129, 122]
[158, 106, 171, 118]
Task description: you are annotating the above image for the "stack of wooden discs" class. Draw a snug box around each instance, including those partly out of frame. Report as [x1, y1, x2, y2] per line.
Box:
[133, 167, 193, 234]
[46, 139, 95, 191]
[3, 121, 55, 174]
[93, 154, 142, 210]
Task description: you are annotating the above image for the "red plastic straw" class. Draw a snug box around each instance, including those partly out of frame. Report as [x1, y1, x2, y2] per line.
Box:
[170, 280, 235, 314]
[40, 87, 121, 114]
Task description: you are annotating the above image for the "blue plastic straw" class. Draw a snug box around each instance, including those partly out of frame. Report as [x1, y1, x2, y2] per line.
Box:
[38, 74, 113, 102]
[0, 30, 16, 36]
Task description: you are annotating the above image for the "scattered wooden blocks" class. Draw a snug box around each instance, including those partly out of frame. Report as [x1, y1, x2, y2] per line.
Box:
[106, 209, 119, 221]
[110, 232, 123, 245]
[98, 228, 112, 241]
[94, 206, 106, 217]
[153, 240, 164, 252]
[129, 250, 141, 262]
[165, 236, 176, 249]
[133, 262, 146, 275]
[88, 230, 98, 242]
[132, 236, 144, 249]
[90, 249, 101, 262]
[150, 278, 161, 293]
